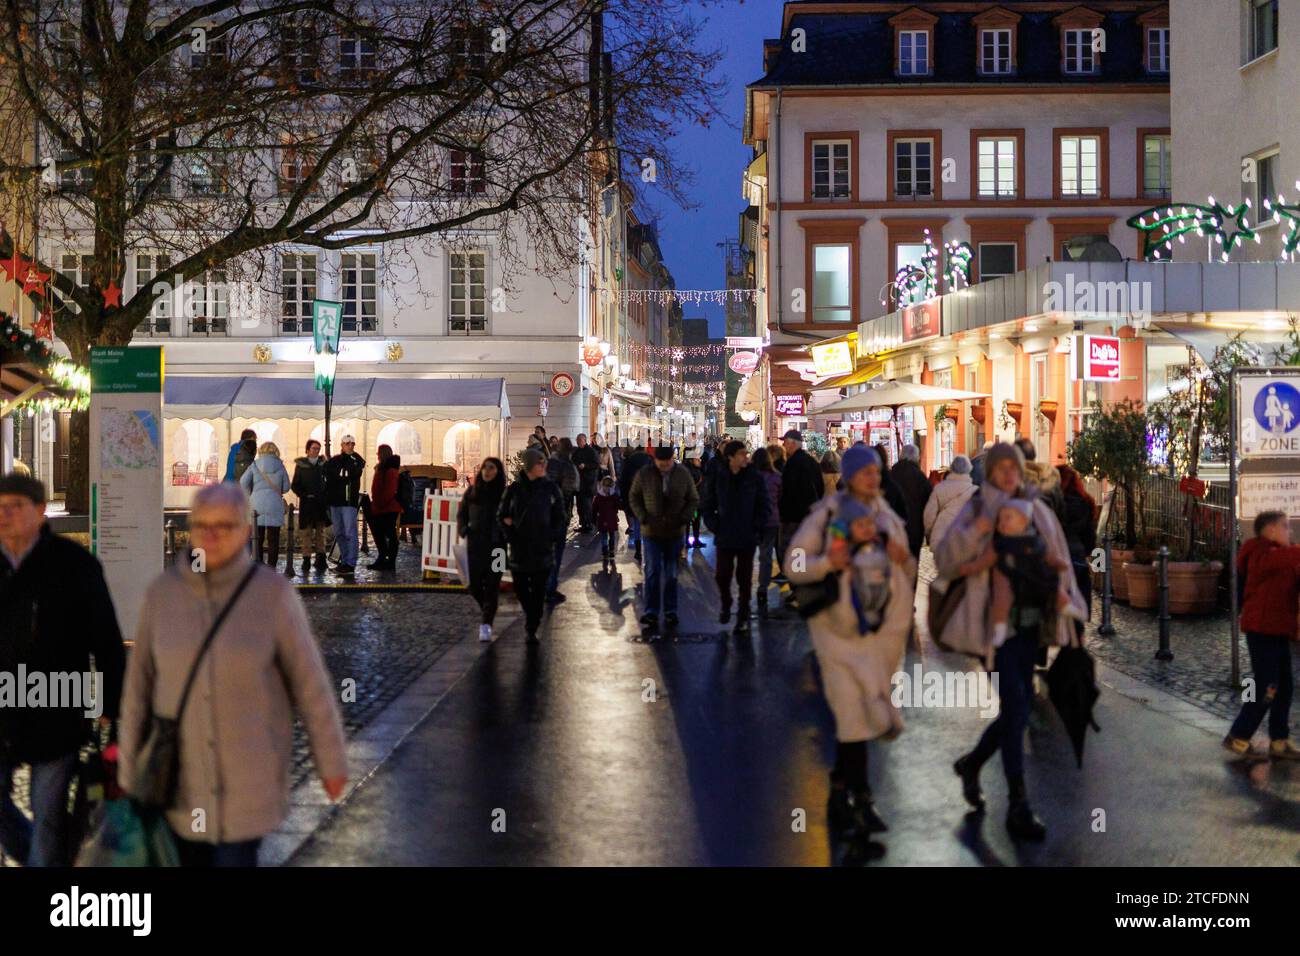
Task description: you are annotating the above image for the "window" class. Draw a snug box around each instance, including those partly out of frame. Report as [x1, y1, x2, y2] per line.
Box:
[1248, 0, 1278, 61]
[281, 253, 317, 333]
[978, 243, 1017, 280]
[811, 140, 851, 200]
[1059, 135, 1101, 197]
[189, 28, 227, 73]
[898, 30, 929, 76]
[53, 254, 93, 318]
[976, 137, 1017, 198]
[340, 253, 377, 333]
[133, 136, 173, 199]
[59, 149, 93, 194]
[450, 22, 487, 74]
[1252, 151, 1280, 211]
[188, 153, 227, 196]
[279, 22, 319, 85]
[449, 148, 485, 194]
[279, 142, 316, 194]
[134, 254, 172, 335]
[980, 29, 1012, 74]
[448, 251, 487, 333]
[187, 268, 228, 335]
[1147, 27, 1170, 72]
[894, 242, 928, 305]
[1063, 29, 1097, 74]
[894, 138, 934, 199]
[812, 245, 852, 323]
[1143, 134, 1172, 199]
[1060, 233, 1108, 261]
[339, 35, 377, 79]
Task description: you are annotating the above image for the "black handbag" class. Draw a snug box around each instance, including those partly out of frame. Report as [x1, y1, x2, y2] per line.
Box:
[131, 564, 258, 810]
[793, 573, 840, 620]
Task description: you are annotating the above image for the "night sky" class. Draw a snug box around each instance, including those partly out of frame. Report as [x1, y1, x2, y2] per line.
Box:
[638, 0, 784, 338]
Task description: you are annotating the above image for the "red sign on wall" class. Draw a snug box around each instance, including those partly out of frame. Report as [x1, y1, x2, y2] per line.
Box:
[581, 343, 604, 367]
[1082, 334, 1121, 381]
[774, 394, 805, 416]
[901, 300, 941, 343]
[728, 351, 760, 375]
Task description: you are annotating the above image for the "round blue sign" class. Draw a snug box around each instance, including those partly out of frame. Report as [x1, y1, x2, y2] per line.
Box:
[1253, 381, 1300, 435]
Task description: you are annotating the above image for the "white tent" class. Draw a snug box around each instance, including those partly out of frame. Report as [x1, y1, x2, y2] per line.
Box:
[816, 380, 988, 416]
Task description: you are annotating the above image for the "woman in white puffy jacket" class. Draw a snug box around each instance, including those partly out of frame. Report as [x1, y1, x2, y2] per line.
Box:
[923, 455, 978, 549]
[786, 445, 914, 849]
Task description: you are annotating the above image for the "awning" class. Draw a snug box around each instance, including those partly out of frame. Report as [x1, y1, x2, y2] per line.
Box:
[1, 347, 78, 417]
[610, 387, 654, 407]
[817, 361, 884, 389]
[1155, 322, 1292, 366]
[737, 373, 764, 414]
[163, 376, 511, 422]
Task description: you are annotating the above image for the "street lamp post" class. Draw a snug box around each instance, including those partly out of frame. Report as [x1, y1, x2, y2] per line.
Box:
[314, 344, 338, 457]
[312, 299, 343, 457]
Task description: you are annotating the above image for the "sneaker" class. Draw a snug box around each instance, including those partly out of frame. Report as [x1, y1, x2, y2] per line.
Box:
[664, 612, 679, 627]
[1223, 734, 1269, 760]
[1006, 801, 1046, 842]
[479, 624, 492, 642]
[953, 755, 985, 812]
[1269, 739, 1300, 760]
[336, 563, 355, 575]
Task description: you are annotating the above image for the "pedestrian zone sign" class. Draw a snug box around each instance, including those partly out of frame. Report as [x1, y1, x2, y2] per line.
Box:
[1239, 374, 1300, 458]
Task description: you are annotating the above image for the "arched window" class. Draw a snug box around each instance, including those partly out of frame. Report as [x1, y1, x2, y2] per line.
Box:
[376, 421, 424, 463]
[247, 420, 286, 455]
[174, 420, 219, 485]
[443, 421, 481, 482]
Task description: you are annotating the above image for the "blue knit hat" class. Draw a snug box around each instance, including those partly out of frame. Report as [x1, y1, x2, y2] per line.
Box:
[840, 444, 882, 484]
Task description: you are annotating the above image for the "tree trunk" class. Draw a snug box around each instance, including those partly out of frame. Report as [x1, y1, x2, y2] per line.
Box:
[1122, 479, 1136, 549]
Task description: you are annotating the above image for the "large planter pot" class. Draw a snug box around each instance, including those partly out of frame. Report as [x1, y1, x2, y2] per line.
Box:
[1124, 562, 1158, 609]
[1168, 561, 1224, 615]
[971, 405, 987, 425]
[1098, 549, 1136, 601]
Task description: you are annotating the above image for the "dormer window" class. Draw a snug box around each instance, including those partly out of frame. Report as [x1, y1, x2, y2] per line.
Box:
[973, 7, 1021, 76]
[1063, 29, 1097, 74]
[1137, 8, 1171, 74]
[889, 8, 937, 78]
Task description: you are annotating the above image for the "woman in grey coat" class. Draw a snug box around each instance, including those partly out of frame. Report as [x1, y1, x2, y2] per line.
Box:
[240, 441, 291, 566]
[118, 483, 347, 866]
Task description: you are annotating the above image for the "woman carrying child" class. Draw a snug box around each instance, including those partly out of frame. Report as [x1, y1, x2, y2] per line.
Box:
[786, 445, 915, 854]
[932, 442, 1087, 843]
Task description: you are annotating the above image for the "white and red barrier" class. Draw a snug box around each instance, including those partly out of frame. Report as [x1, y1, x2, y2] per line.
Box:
[421, 489, 464, 579]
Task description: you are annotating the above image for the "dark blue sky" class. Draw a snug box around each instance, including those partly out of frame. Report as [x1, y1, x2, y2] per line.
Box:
[637, 0, 783, 338]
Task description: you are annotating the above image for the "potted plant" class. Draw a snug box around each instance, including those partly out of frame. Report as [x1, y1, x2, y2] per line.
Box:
[998, 399, 1019, 433]
[1037, 398, 1058, 420]
[1067, 398, 1150, 601]
[1122, 532, 1163, 609]
[971, 404, 987, 425]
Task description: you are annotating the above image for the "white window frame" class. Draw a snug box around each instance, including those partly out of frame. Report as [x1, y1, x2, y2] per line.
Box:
[977, 242, 1017, 281]
[449, 148, 486, 195]
[54, 253, 93, 317]
[1063, 29, 1097, 75]
[279, 142, 316, 195]
[898, 30, 929, 76]
[133, 136, 173, 199]
[340, 251, 379, 334]
[339, 34, 377, 77]
[448, 250, 488, 335]
[1059, 135, 1101, 198]
[1147, 27, 1170, 73]
[811, 243, 853, 324]
[811, 139, 851, 200]
[976, 137, 1017, 198]
[980, 29, 1012, 75]
[186, 267, 229, 336]
[133, 253, 173, 335]
[1143, 134, 1172, 199]
[894, 138, 934, 199]
[280, 252, 317, 334]
[1250, 149, 1281, 215]
[188, 25, 227, 72]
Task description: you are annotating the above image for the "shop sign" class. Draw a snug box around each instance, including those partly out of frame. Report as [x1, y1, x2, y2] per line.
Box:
[1240, 374, 1300, 458]
[581, 343, 604, 367]
[810, 340, 854, 378]
[901, 300, 940, 343]
[726, 336, 764, 349]
[728, 351, 760, 375]
[774, 394, 805, 416]
[1080, 334, 1121, 382]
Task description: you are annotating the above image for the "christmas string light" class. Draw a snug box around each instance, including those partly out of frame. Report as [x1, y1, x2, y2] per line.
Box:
[0, 311, 91, 412]
[882, 230, 973, 306]
[1123, 193, 1300, 262]
[596, 288, 762, 306]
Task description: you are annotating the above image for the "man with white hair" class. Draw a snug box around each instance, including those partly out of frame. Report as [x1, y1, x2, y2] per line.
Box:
[324, 435, 366, 574]
[890, 443, 932, 559]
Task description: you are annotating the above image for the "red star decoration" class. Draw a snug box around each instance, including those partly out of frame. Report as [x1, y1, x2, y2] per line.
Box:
[32, 312, 54, 341]
[0, 250, 29, 284]
[102, 280, 122, 309]
[19, 264, 49, 295]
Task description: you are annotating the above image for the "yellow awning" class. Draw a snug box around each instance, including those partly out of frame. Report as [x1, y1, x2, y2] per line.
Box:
[817, 361, 883, 389]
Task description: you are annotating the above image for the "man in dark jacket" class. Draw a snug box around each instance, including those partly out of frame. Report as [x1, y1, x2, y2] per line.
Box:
[874, 442, 911, 529]
[323, 435, 365, 573]
[572, 434, 599, 534]
[291, 439, 330, 573]
[544, 438, 581, 602]
[702, 441, 769, 633]
[630, 447, 699, 630]
[0, 473, 125, 866]
[618, 443, 653, 561]
[890, 443, 933, 559]
[500, 448, 568, 643]
[777, 429, 824, 573]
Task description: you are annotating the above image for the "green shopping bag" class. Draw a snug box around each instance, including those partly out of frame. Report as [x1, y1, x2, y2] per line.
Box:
[77, 799, 181, 867]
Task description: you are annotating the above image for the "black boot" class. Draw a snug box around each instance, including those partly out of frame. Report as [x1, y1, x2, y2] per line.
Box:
[850, 788, 889, 834]
[300, 555, 311, 575]
[315, 553, 328, 571]
[757, 593, 768, 616]
[953, 754, 985, 812]
[827, 780, 854, 833]
[733, 612, 751, 635]
[1006, 777, 1046, 842]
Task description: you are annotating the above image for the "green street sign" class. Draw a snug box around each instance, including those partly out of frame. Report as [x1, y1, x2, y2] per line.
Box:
[90, 346, 164, 393]
[312, 299, 343, 354]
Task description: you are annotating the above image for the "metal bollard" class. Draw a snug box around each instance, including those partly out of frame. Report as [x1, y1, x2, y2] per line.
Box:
[1155, 545, 1173, 661]
[1098, 532, 1116, 636]
[360, 509, 371, 554]
[284, 504, 296, 577]
[250, 511, 258, 557]
[164, 519, 176, 567]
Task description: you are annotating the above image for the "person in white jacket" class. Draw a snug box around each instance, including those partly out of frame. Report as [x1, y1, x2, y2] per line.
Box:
[786, 445, 914, 853]
[923, 455, 977, 549]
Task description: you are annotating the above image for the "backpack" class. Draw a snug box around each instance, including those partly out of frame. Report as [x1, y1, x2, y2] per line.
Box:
[396, 470, 415, 512]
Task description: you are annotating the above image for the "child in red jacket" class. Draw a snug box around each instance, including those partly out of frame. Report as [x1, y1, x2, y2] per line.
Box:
[1226, 510, 1300, 760]
[592, 476, 622, 565]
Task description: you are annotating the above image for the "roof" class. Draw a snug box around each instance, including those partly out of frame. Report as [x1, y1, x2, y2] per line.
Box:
[751, 2, 1169, 89]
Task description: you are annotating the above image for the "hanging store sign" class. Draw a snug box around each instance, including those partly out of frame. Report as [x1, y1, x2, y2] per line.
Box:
[550, 372, 575, 398]
[1077, 334, 1122, 382]
[728, 351, 761, 375]
[581, 343, 604, 367]
[901, 300, 941, 343]
[774, 394, 806, 416]
[1239, 374, 1300, 458]
[726, 336, 764, 350]
[810, 340, 854, 378]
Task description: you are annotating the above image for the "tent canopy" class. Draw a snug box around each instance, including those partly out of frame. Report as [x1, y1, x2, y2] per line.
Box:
[817, 380, 989, 416]
[164, 376, 511, 422]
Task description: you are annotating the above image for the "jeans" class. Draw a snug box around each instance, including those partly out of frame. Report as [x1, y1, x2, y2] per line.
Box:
[512, 566, 549, 636]
[969, 626, 1038, 781]
[778, 521, 801, 576]
[0, 751, 78, 866]
[547, 535, 566, 593]
[757, 526, 779, 594]
[577, 488, 595, 530]
[330, 506, 359, 566]
[174, 834, 262, 867]
[716, 546, 755, 617]
[601, 527, 618, 555]
[370, 511, 399, 565]
[468, 545, 503, 625]
[642, 536, 681, 617]
[626, 512, 641, 551]
[1230, 632, 1294, 741]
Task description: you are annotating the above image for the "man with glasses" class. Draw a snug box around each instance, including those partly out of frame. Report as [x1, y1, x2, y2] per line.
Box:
[324, 435, 366, 574]
[0, 473, 125, 865]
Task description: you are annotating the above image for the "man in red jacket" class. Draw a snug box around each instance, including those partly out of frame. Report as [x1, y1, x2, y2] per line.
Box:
[368, 444, 403, 571]
[1226, 510, 1300, 760]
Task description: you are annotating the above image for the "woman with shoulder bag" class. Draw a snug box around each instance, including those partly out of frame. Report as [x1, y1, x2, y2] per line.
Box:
[239, 441, 291, 567]
[786, 445, 914, 853]
[117, 483, 347, 866]
[457, 457, 508, 642]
